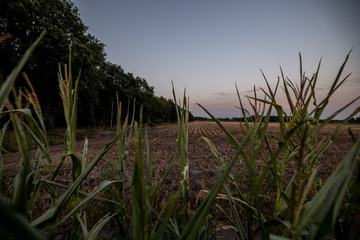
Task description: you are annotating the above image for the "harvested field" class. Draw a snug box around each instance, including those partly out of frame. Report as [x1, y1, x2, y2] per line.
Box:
[2, 121, 360, 237]
[3, 121, 359, 203]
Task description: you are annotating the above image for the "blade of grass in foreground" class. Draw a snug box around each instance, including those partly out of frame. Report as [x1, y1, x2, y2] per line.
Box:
[0, 31, 45, 108]
[45, 180, 121, 237]
[132, 114, 147, 240]
[0, 195, 45, 240]
[180, 125, 253, 240]
[172, 82, 190, 229]
[0, 120, 10, 190]
[293, 137, 360, 239]
[85, 213, 114, 240]
[10, 109, 32, 215]
[31, 130, 127, 230]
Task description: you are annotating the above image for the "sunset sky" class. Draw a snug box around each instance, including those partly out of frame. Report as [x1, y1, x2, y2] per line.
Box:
[72, 0, 360, 119]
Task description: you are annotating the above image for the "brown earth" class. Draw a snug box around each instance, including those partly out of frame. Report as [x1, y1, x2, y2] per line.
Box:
[2, 122, 360, 237]
[3, 122, 360, 203]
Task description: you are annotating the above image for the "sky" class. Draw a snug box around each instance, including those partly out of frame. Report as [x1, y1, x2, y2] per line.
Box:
[71, 0, 360, 119]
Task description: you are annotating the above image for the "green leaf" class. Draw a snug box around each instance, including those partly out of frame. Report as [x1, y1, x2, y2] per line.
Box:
[0, 195, 45, 240]
[269, 233, 290, 240]
[31, 130, 126, 230]
[45, 180, 121, 237]
[294, 137, 360, 239]
[131, 122, 147, 240]
[86, 213, 113, 240]
[77, 212, 88, 238]
[197, 103, 253, 175]
[0, 31, 45, 107]
[180, 129, 253, 240]
[152, 189, 182, 240]
[11, 110, 31, 215]
[0, 120, 10, 190]
[149, 156, 175, 204]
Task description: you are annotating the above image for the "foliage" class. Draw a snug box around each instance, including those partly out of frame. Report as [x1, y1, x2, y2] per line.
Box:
[0, 0, 184, 127]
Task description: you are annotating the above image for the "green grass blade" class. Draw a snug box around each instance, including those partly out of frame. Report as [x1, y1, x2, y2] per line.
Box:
[0, 31, 45, 107]
[197, 104, 240, 148]
[172, 83, 190, 228]
[10, 111, 31, 215]
[0, 195, 45, 240]
[318, 99, 360, 128]
[150, 156, 175, 204]
[280, 66, 295, 115]
[31, 131, 126, 230]
[180, 129, 252, 240]
[197, 103, 254, 175]
[145, 128, 153, 194]
[201, 136, 248, 206]
[22, 122, 52, 172]
[0, 120, 10, 190]
[152, 189, 182, 240]
[312, 51, 351, 119]
[131, 121, 147, 240]
[45, 180, 121, 237]
[82, 138, 89, 172]
[51, 154, 67, 182]
[269, 233, 290, 240]
[294, 137, 360, 239]
[222, 182, 247, 240]
[86, 213, 113, 240]
[77, 212, 88, 238]
[43, 179, 120, 205]
[0, 147, 56, 199]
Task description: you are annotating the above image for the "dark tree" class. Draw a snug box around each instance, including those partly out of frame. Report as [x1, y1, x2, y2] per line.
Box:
[0, 0, 190, 127]
[0, 0, 106, 126]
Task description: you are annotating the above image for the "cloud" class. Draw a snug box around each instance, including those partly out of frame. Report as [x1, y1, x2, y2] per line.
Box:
[242, 88, 262, 94]
[212, 92, 235, 97]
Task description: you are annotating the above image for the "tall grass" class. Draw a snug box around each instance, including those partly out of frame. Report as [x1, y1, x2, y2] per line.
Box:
[0, 32, 359, 240]
[198, 51, 360, 239]
[172, 83, 190, 229]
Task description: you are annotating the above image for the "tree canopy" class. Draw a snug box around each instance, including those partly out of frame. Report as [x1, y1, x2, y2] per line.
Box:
[0, 0, 190, 127]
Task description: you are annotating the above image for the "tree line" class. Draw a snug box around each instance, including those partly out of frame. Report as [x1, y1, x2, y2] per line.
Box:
[0, 0, 191, 127]
[194, 116, 360, 123]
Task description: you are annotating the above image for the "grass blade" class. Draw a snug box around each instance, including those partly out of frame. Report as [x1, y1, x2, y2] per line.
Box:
[86, 213, 113, 240]
[0, 120, 10, 190]
[180, 128, 252, 240]
[0, 31, 45, 107]
[131, 121, 147, 240]
[0, 195, 45, 240]
[294, 137, 360, 239]
[45, 180, 121, 237]
[31, 130, 126, 230]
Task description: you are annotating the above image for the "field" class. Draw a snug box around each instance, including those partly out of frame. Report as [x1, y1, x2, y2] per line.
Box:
[3, 121, 359, 238]
[4, 121, 359, 198]
[4, 122, 359, 193]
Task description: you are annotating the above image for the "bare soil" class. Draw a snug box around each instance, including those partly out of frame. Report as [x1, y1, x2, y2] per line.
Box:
[2, 122, 360, 237]
[3, 122, 360, 202]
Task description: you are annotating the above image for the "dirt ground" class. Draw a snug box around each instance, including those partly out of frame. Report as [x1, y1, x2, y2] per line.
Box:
[2, 121, 360, 236]
[3, 121, 360, 200]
